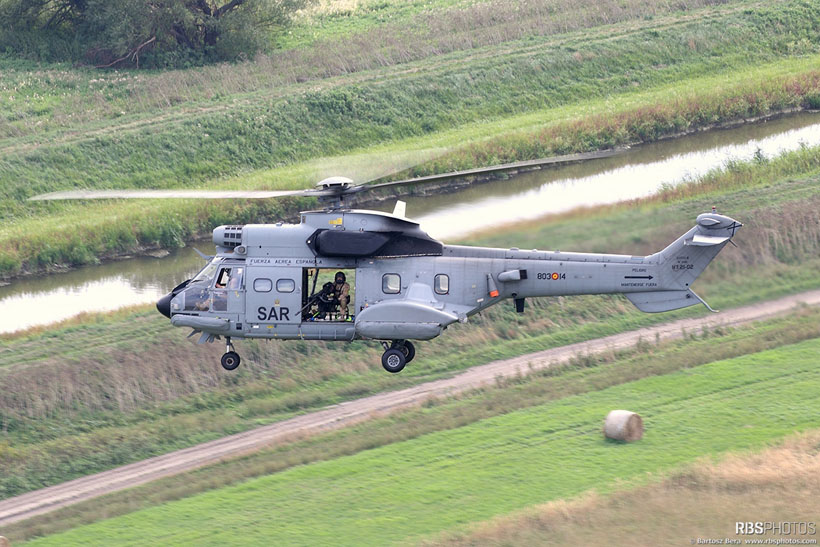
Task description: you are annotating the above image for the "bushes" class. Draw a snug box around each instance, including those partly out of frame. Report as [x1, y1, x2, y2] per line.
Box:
[0, 0, 309, 67]
[0, 252, 20, 277]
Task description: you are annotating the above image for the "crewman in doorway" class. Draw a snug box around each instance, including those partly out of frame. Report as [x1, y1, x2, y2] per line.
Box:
[333, 271, 350, 320]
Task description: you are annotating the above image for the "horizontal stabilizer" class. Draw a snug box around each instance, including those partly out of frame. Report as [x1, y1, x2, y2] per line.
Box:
[688, 234, 730, 246]
[625, 290, 699, 313]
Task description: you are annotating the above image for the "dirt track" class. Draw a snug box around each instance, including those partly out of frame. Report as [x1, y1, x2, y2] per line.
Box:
[2, 289, 819, 527]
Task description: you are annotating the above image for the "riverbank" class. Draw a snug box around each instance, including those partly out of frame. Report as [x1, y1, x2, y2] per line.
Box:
[2, 111, 819, 337]
[4, 75, 820, 281]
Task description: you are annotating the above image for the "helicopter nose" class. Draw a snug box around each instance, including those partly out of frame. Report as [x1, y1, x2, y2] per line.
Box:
[156, 293, 172, 318]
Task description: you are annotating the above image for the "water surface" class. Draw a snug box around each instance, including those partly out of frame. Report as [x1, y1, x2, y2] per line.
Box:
[399, 113, 820, 239]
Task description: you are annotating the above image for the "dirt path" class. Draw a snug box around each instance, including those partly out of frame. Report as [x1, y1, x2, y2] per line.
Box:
[1, 288, 818, 527]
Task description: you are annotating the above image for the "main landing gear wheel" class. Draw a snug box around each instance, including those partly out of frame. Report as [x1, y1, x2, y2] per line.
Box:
[392, 340, 415, 363]
[221, 351, 241, 371]
[221, 337, 241, 371]
[381, 348, 407, 373]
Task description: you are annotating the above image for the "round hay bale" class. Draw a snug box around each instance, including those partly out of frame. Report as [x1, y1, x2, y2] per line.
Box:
[0, 536, 9, 547]
[603, 410, 643, 442]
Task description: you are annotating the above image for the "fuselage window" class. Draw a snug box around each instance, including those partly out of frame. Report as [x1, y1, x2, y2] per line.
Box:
[253, 278, 272, 292]
[382, 273, 401, 294]
[277, 279, 295, 293]
[434, 274, 449, 295]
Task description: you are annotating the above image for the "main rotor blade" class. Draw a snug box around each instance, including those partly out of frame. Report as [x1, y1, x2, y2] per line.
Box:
[363, 148, 626, 192]
[28, 189, 316, 201]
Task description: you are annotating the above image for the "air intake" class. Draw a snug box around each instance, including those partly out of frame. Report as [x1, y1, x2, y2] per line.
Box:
[213, 225, 243, 248]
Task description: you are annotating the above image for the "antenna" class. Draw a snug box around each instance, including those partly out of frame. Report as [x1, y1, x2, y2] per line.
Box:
[392, 200, 407, 218]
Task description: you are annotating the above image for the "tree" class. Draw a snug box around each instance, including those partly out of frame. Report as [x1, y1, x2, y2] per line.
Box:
[0, 0, 310, 67]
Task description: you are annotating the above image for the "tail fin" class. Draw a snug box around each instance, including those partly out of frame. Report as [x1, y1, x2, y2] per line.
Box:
[626, 212, 741, 313]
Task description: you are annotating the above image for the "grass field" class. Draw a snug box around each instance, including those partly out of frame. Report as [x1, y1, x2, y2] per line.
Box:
[3, 0, 820, 276]
[7, 304, 820, 543]
[2, 150, 819, 502]
[432, 430, 820, 545]
[22, 336, 820, 545]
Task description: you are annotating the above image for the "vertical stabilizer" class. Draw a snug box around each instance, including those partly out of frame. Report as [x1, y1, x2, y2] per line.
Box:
[626, 212, 741, 312]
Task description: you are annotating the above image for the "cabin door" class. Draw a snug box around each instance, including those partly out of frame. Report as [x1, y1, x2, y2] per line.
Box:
[246, 266, 302, 326]
[211, 262, 245, 315]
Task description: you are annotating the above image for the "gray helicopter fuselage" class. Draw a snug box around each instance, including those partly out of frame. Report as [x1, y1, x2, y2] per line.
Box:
[163, 208, 741, 344]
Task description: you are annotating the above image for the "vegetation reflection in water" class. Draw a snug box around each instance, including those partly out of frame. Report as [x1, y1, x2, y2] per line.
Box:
[403, 112, 820, 239]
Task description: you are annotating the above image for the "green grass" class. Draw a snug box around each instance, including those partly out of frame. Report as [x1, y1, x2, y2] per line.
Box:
[1, 154, 819, 502]
[3, 0, 820, 276]
[8, 304, 820, 543]
[0, 0, 749, 136]
[25, 336, 820, 545]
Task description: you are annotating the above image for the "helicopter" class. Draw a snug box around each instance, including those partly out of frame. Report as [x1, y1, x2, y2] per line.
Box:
[31, 167, 742, 374]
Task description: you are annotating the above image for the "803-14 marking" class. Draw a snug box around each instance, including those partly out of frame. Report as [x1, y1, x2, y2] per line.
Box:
[537, 272, 566, 281]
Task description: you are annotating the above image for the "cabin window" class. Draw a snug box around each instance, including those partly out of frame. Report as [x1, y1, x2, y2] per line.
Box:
[434, 274, 449, 295]
[382, 273, 401, 294]
[253, 278, 272, 292]
[277, 279, 295, 293]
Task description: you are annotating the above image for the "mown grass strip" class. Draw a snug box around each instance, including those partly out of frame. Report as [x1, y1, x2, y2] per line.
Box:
[6, 305, 820, 543]
[24, 337, 820, 545]
[429, 429, 820, 546]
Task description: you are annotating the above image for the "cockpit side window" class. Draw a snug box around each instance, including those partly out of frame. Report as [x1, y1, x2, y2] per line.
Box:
[215, 267, 231, 289]
[190, 258, 222, 287]
[228, 267, 244, 290]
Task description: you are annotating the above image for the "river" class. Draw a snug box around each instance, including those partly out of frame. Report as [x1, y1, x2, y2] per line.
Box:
[1, 111, 819, 334]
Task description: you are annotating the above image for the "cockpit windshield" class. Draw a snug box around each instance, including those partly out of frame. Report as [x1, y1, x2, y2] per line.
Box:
[189, 257, 222, 287]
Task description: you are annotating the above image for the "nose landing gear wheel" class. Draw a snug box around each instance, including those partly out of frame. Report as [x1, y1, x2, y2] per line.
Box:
[381, 348, 407, 373]
[221, 351, 241, 371]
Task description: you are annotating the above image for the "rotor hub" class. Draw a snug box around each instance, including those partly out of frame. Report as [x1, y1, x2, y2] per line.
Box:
[316, 176, 354, 191]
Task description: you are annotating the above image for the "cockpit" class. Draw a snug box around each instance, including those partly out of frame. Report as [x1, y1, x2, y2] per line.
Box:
[181, 257, 244, 313]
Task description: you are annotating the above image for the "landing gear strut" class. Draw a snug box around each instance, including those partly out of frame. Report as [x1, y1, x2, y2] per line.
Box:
[221, 337, 241, 371]
[380, 340, 415, 373]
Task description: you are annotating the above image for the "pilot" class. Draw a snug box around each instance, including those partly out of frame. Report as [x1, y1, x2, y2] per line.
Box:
[193, 289, 210, 311]
[332, 271, 350, 320]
